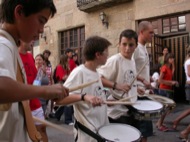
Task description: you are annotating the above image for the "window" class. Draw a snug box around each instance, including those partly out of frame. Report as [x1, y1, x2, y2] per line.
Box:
[162, 15, 186, 34]
[150, 20, 158, 34]
[59, 26, 85, 64]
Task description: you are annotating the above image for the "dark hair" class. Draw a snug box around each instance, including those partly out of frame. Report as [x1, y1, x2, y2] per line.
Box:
[59, 54, 69, 72]
[162, 47, 170, 52]
[0, 0, 57, 23]
[164, 53, 174, 64]
[152, 64, 161, 73]
[83, 36, 111, 61]
[43, 49, 51, 56]
[119, 29, 138, 44]
[65, 48, 73, 54]
[35, 53, 45, 60]
[185, 44, 190, 62]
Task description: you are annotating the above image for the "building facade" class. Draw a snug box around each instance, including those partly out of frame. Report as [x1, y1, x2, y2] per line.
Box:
[36, 0, 190, 100]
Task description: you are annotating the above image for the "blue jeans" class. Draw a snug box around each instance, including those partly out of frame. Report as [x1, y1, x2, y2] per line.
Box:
[55, 106, 73, 124]
[159, 89, 173, 99]
[185, 84, 190, 101]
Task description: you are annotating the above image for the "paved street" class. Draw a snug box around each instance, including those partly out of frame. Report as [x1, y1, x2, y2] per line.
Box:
[46, 102, 190, 142]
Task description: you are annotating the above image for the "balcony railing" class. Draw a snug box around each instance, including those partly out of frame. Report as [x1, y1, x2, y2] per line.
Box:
[77, 0, 132, 12]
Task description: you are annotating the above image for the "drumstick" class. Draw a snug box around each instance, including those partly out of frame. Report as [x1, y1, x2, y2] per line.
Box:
[119, 95, 137, 102]
[33, 116, 73, 135]
[69, 80, 98, 92]
[130, 59, 149, 86]
[104, 101, 136, 105]
[121, 59, 149, 97]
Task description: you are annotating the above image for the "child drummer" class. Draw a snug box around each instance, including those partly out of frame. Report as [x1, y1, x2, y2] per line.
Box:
[56, 36, 111, 142]
[98, 29, 152, 142]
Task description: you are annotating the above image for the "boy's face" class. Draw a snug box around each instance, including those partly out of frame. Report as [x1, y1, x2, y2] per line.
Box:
[16, 7, 51, 43]
[67, 52, 73, 58]
[97, 48, 109, 66]
[119, 37, 137, 59]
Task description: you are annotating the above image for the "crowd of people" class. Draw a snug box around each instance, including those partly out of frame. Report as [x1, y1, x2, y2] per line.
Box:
[0, 0, 190, 142]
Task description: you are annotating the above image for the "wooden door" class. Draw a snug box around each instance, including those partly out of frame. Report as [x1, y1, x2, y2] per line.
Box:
[163, 34, 189, 85]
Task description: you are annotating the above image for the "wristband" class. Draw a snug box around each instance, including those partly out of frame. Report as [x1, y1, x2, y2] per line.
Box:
[112, 82, 117, 90]
[81, 93, 87, 101]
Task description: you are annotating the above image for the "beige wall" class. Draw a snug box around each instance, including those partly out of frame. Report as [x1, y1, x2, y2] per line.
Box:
[39, 0, 190, 69]
[135, 0, 190, 20]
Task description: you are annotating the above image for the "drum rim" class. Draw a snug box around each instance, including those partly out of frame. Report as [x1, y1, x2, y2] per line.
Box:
[98, 123, 141, 142]
[148, 94, 176, 105]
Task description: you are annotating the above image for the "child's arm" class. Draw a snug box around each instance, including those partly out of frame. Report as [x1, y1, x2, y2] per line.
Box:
[158, 72, 177, 86]
[0, 76, 69, 103]
[56, 93, 103, 107]
[101, 76, 131, 92]
[137, 76, 151, 88]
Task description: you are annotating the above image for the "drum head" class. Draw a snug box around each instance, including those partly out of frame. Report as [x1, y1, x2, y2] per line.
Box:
[133, 100, 163, 111]
[98, 123, 141, 142]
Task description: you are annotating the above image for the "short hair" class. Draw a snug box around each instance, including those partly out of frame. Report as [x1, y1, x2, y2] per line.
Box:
[119, 29, 138, 45]
[43, 49, 51, 56]
[164, 53, 174, 64]
[162, 47, 170, 52]
[83, 36, 111, 61]
[65, 48, 73, 54]
[138, 21, 152, 34]
[0, 0, 57, 23]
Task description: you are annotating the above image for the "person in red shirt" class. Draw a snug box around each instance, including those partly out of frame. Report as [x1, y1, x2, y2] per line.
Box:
[65, 48, 76, 72]
[55, 54, 70, 83]
[156, 53, 178, 132]
[19, 41, 48, 142]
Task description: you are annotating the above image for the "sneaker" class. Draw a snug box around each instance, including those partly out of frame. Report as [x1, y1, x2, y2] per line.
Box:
[68, 122, 74, 126]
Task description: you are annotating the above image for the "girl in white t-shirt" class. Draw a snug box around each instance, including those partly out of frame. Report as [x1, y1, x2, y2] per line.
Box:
[151, 64, 161, 94]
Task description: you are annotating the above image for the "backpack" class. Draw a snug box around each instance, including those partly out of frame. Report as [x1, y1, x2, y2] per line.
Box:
[53, 66, 58, 83]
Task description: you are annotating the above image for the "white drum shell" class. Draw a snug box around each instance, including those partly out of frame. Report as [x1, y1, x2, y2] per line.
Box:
[98, 123, 141, 142]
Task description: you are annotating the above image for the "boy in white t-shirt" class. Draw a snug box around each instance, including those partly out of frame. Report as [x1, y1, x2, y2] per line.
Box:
[0, 1, 68, 142]
[98, 29, 151, 141]
[56, 36, 111, 142]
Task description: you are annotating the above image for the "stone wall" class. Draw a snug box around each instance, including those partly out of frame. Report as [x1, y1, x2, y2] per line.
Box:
[36, 0, 190, 69]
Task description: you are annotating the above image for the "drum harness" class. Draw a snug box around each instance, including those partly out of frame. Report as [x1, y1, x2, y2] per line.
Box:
[74, 119, 114, 142]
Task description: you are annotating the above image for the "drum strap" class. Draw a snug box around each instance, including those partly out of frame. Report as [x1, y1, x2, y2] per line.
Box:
[17, 61, 42, 142]
[74, 120, 109, 142]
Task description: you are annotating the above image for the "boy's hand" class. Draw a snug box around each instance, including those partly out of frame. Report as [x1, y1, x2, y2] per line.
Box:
[83, 95, 103, 107]
[142, 80, 152, 89]
[42, 84, 69, 100]
[116, 83, 131, 92]
[137, 87, 145, 95]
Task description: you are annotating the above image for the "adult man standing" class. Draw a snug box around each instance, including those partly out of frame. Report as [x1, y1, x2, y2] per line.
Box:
[133, 21, 154, 142]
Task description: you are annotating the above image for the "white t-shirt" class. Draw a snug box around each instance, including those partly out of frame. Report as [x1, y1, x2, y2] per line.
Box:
[98, 53, 137, 119]
[184, 59, 190, 81]
[64, 65, 109, 142]
[0, 30, 31, 142]
[151, 72, 159, 88]
[133, 43, 150, 84]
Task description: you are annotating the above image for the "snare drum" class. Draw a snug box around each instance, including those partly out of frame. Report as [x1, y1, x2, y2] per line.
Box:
[148, 95, 176, 112]
[131, 100, 163, 120]
[148, 95, 176, 107]
[98, 123, 141, 142]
